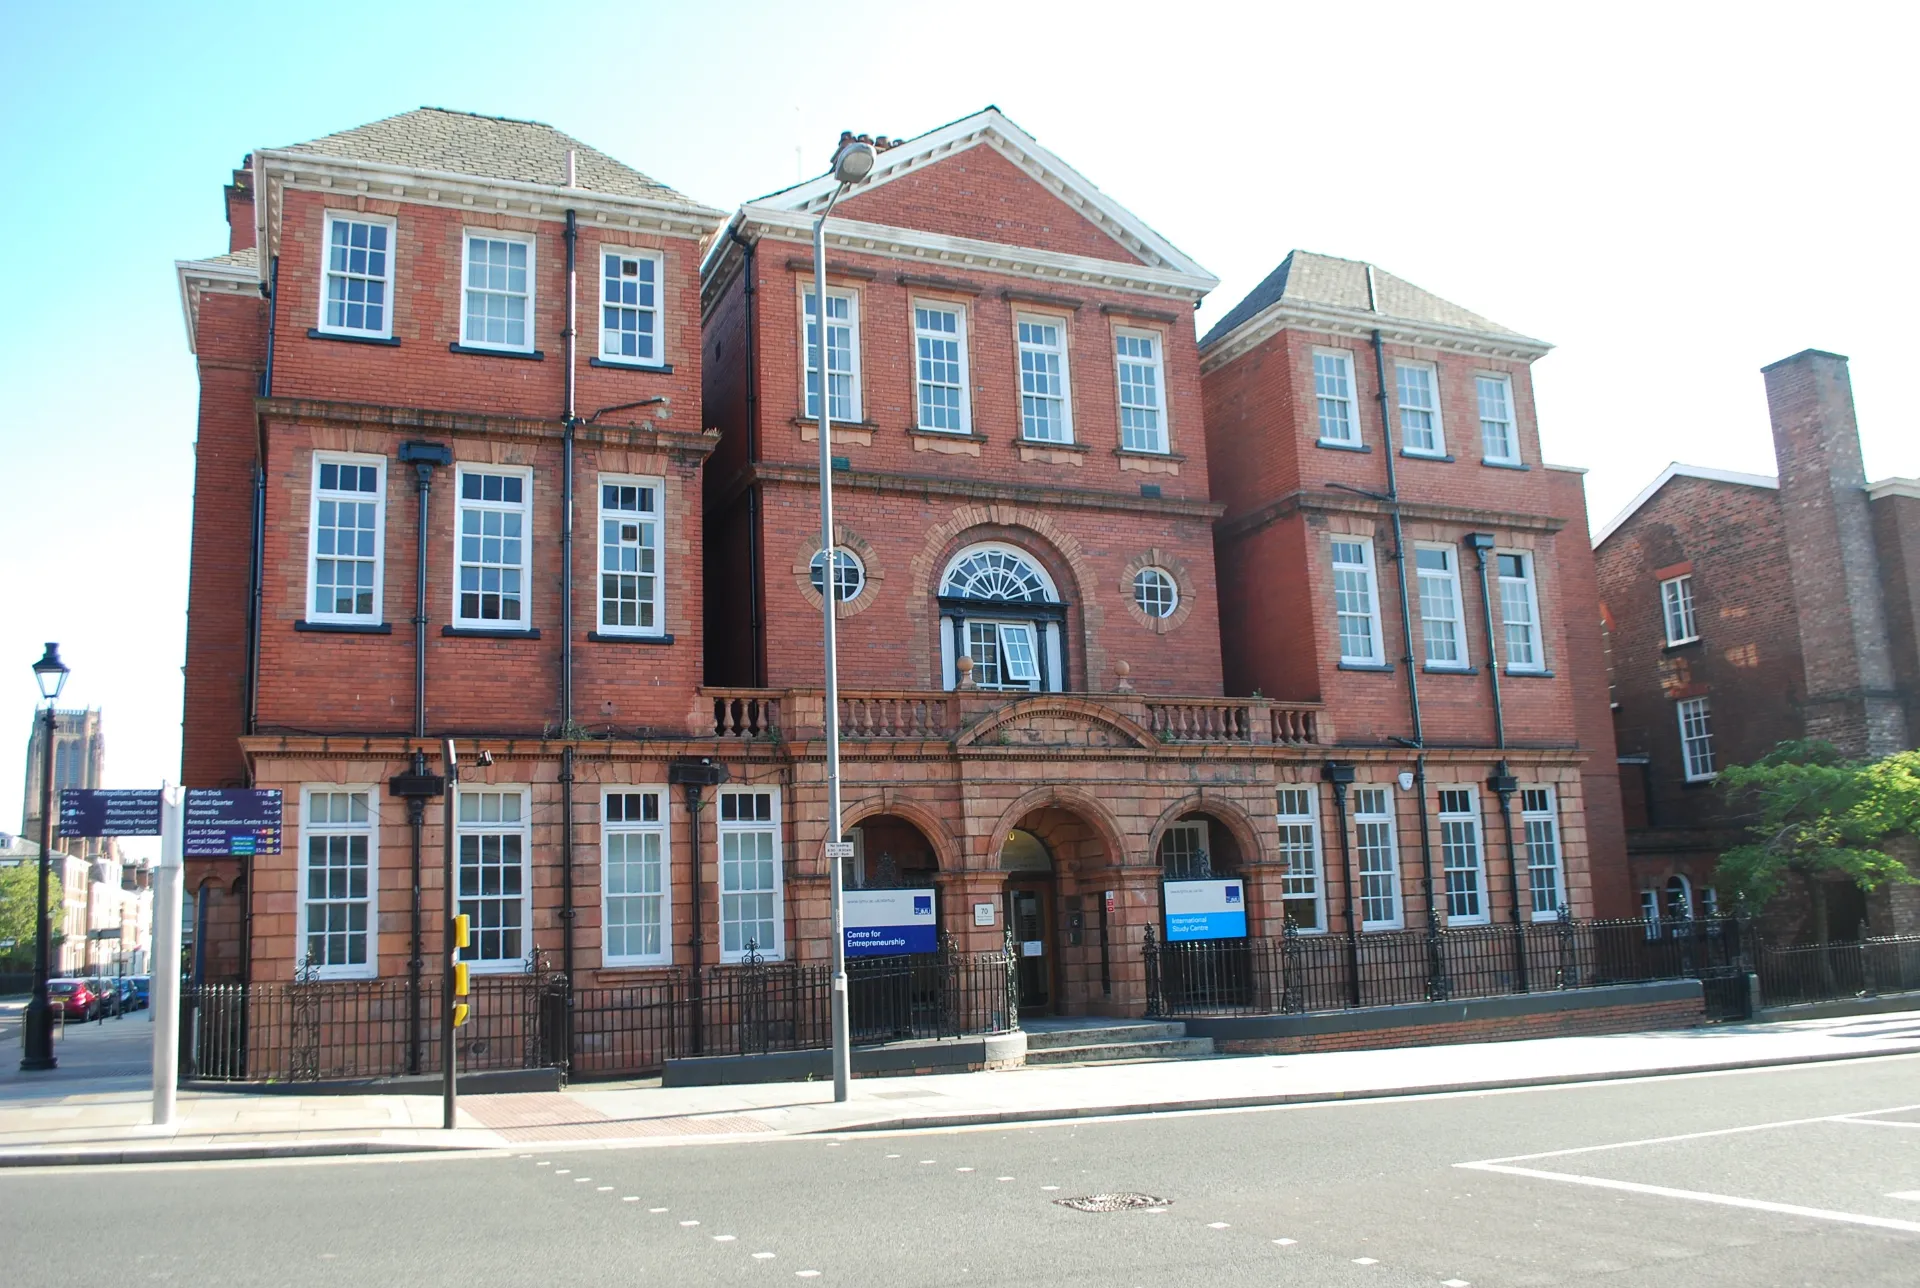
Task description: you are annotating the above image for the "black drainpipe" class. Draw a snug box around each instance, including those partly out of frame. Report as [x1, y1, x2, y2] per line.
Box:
[670, 758, 729, 1055]
[1466, 532, 1523, 984]
[1322, 761, 1360, 1007]
[398, 442, 450, 733]
[1488, 761, 1526, 990]
[1466, 533, 1508, 748]
[728, 227, 766, 685]
[245, 254, 279, 738]
[1362, 268, 1444, 1001]
[388, 750, 446, 1074]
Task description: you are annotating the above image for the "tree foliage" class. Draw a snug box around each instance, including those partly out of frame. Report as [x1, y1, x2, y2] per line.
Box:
[0, 862, 62, 962]
[1715, 741, 1920, 920]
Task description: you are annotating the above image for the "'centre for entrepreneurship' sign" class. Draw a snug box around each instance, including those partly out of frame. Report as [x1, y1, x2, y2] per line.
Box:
[1163, 879, 1247, 942]
[844, 888, 938, 957]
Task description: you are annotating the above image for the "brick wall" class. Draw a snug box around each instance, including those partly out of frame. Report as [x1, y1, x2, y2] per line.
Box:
[1213, 996, 1704, 1054]
[1870, 490, 1920, 740]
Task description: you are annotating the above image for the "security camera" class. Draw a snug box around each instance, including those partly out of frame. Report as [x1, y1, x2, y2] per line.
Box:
[476, 750, 495, 768]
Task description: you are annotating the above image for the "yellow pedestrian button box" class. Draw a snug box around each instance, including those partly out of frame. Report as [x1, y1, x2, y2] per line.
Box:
[452, 1002, 470, 1028]
[453, 961, 469, 998]
[454, 914, 470, 949]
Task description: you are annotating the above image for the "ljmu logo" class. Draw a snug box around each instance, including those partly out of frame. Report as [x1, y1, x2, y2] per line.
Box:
[1224, 884, 1242, 904]
[913, 896, 933, 917]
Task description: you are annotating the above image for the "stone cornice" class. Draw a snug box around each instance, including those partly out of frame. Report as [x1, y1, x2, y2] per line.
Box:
[254, 396, 718, 460]
[1200, 298, 1552, 374]
[1216, 487, 1568, 541]
[720, 461, 1226, 521]
[175, 256, 260, 355]
[253, 148, 726, 269]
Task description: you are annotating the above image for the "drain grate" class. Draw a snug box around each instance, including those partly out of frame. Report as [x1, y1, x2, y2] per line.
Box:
[1053, 1193, 1172, 1213]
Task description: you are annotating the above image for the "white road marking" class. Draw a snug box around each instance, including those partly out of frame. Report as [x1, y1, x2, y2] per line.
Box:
[1442, 1279, 1471, 1286]
[1886, 1191, 1920, 1201]
[753, 1252, 776, 1260]
[919, 1159, 936, 1164]
[680, 1220, 700, 1227]
[1207, 1222, 1229, 1229]
[956, 1167, 974, 1172]
[1465, 1103, 1920, 1167]
[537, 1162, 552, 1167]
[714, 1235, 736, 1242]
[517, 1154, 531, 1159]
[796, 1272, 821, 1278]
[1041, 1185, 1060, 1191]
[996, 1176, 1014, 1182]
[1272, 1239, 1297, 1246]
[597, 1186, 613, 1191]
[649, 1207, 668, 1213]
[623, 1196, 639, 1202]
[1836, 1117, 1920, 1129]
[886, 1154, 900, 1159]
[555, 1169, 571, 1174]
[574, 1178, 592, 1183]
[1353, 1257, 1379, 1265]
[1457, 1161, 1920, 1235]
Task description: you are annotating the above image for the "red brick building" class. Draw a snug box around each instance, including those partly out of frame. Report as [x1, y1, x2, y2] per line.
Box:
[176, 106, 1628, 1033]
[1595, 349, 1920, 938]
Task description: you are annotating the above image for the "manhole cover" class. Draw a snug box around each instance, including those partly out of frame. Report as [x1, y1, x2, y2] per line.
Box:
[1053, 1193, 1171, 1213]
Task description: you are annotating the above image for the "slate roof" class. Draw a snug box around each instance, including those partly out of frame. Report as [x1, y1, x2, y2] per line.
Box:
[278, 107, 692, 205]
[186, 247, 258, 271]
[1201, 250, 1532, 349]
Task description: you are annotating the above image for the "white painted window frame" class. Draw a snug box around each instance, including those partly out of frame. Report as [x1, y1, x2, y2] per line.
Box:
[1497, 548, 1547, 673]
[1520, 786, 1566, 921]
[1476, 372, 1521, 465]
[1015, 311, 1074, 443]
[1661, 574, 1699, 646]
[596, 245, 666, 368]
[454, 783, 532, 975]
[911, 299, 971, 434]
[1313, 347, 1361, 447]
[1677, 697, 1717, 782]
[460, 229, 538, 353]
[452, 464, 534, 630]
[297, 785, 378, 980]
[1350, 786, 1404, 931]
[1132, 566, 1178, 619]
[803, 286, 861, 423]
[1437, 786, 1489, 926]
[1394, 359, 1445, 456]
[595, 473, 666, 638]
[1414, 542, 1466, 670]
[316, 211, 397, 340]
[1331, 536, 1386, 666]
[307, 452, 387, 625]
[1157, 820, 1211, 879]
[717, 787, 784, 963]
[1114, 326, 1169, 453]
[602, 785, 671, 968]
[1275, 786, 1326, 933]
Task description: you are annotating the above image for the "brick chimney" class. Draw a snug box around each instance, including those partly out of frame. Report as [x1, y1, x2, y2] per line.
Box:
[1764, 348, 1908, 757]
[224, 156, 256, 253]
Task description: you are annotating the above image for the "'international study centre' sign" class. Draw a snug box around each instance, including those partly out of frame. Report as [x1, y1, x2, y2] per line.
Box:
[1163, 879, 1248, 943]
[844, 888, 938, 958]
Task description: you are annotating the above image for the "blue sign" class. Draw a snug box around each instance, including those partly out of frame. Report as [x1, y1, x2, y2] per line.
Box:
[184, 788, 283, 858]
[58, 789, 163, 838]
[845, 888, 938, 957]
[1164, 879, 1248, 942]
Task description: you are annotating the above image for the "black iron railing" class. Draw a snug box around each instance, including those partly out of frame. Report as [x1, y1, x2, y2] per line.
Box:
[186, 944, 1018, 1084]
[1144, 916, 1753, 1019]
[1756, 934, 1920, 1007]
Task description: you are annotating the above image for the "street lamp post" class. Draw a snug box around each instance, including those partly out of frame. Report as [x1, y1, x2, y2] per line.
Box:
[812, 134, 876, 1103]
[21, 643, 70, 1071]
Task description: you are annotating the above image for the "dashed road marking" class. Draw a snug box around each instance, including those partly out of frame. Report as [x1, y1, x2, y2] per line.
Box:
[796, 1272, 821, 1279]
[885, 1154, 900, 1159]
[714, 1235, 736, 1242]
[1442, 1279, 1471, 1286]
[555, 1169, 570, 1175]
[956, 1167, 974, 1172]
[1353, 1258, 1379, 1265]
[919, 1159, 936, 1165]
[1207, 1222, 1229, 1229]
[996, 1176, 1014, 1182]
[1041, 1185, 1059, 1191]
[1272, 1238, 1296, 1246]
[1890, 1191, 1920, 1201]
[680, 1220, 700, 1227]
[622, 1196, 639, 1202]
[596, 1186, 612, 1191]
[649, 1207, 668, 1213]
[753, 1252, 776, 1260]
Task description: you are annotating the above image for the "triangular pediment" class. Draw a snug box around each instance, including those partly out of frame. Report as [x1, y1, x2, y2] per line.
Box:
[956, 697, 1154, 750]
[753, 108, 1212, 284]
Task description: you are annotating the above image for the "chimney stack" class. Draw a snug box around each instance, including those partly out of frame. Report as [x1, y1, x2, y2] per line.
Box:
[224, 155, 256, 254]
[1764, 348, 1907, 757]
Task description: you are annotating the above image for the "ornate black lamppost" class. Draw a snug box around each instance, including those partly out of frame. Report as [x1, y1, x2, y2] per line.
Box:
[21, 642, 70, 1071]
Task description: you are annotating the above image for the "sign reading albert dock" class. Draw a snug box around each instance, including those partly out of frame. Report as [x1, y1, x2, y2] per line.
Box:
[1163, 879, 1248, 942]
[183, 788, 283, 857]
[59, 789, 164, 837]
[844, 888, 938, 957]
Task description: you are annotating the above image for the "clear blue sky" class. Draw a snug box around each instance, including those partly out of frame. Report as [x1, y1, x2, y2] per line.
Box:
[3, 0, 1916, 858]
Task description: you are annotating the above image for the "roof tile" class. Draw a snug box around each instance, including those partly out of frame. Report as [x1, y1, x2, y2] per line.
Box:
[1201, 250, 1530, 349]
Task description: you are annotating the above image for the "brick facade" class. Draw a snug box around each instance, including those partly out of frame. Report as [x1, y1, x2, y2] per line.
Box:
[1597, 349, 1920, 938]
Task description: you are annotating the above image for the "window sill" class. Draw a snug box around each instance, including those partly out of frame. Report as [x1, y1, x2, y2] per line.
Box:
[1337, 661, 1394, 673]
[586, 631, 675, 645]
[599, 961, 676, 973]
[1663, 638, 1703, 651]
[295, 620, 393, 635]
[1422, 663, 1478, 675]
[1481, 458, 1530, 471]
[590, 357, 674, 373]
[1401, 450, 1453, 463]
[1504, 667, 1555, 679]
[441, 625, 542, 639]
[1316, 439, 1372, 453]
[449, 343, 545, 361]
[907, 426, 989, 442]
[307, 329, 400, 347]
[1682, 775, 1720, 789]
[1016, 436, 1089, 452]
[1114, 447, 1186, 463]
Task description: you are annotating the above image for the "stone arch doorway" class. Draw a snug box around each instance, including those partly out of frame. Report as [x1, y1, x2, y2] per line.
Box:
[846, 812, 941, 893]
[997, 803, 1122, 1016]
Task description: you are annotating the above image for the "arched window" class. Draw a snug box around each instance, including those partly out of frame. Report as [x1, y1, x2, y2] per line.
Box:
[1664, 874, 1692, 920]
[937, 542, 1065, 693]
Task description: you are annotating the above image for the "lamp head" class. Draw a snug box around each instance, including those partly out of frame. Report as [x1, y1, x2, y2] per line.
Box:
[31, 642, 68, 702]
[830, 138, 877, 186]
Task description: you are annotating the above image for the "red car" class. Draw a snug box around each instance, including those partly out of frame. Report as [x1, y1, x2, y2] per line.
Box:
[46, 978, 102, 1022]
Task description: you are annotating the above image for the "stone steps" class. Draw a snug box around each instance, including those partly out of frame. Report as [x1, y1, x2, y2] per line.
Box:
[1025, 1036, 1217, 1065]
[1024, 1022, 1189, 1051]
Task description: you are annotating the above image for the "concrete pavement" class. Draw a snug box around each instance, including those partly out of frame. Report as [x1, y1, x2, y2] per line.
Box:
[4, 1006, 1919, 1164]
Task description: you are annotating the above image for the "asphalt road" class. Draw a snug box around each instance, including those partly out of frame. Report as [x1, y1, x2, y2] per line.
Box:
[4, 1055, 1917, 1287]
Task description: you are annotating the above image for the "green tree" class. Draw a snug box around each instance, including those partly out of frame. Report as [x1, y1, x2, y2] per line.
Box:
[1716, 740, 1919, 944]
[0, 862, 62, 967]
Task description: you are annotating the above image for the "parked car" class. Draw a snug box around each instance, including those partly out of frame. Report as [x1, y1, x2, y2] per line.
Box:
[47, 978, 100, 1021]
[123, 976, 151, 1009]
[92, 978, 123, 1017]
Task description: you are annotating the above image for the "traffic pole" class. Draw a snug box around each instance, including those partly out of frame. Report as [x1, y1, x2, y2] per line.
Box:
[151, 783, 183, 1127]
[441, 739, 458, 1130]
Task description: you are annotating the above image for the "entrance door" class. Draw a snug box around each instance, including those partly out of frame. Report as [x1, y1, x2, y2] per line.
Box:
[1004, 882, 1054, 1014]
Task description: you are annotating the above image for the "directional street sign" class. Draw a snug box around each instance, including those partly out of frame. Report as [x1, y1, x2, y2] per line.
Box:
[183, 788, 283, 858]
[59, 789, 164, 838]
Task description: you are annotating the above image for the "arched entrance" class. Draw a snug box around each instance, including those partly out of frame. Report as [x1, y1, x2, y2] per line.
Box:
[843, 812, 944, 1042]
[996, 801, 1124, 1016]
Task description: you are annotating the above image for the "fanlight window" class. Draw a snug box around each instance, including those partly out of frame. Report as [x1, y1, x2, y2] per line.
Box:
[943, 547, 1052, 602]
